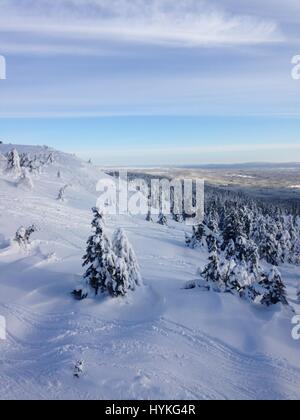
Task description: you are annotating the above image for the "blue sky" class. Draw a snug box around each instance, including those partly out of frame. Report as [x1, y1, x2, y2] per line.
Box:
[0, 0, 300, 165]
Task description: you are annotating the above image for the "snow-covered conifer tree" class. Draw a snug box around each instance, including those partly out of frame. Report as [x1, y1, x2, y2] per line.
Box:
[6, 148, 21, 177]
[15, 225, 36, 247]
[82, 208, 120, 297]
[113, 228, 142, 291]
[186, 222, 207, 249]
[206, 219, 219, 253]
[57, 185, 69, 202]
[157, 212, 168, 226]
[259, 267, 288, 307]
[172, 213, 184, 223]
[201, 251, 223, 292]
[221, 209, 244, 250]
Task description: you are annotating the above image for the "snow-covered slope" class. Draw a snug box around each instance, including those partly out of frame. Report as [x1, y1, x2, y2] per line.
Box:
[0, 144, 300, 400]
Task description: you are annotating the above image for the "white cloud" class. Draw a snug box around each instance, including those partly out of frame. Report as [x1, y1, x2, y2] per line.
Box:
[0, 0, 283, 49]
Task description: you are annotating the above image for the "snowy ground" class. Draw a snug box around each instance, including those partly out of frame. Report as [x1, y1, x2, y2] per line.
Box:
[0, 145, 300, 400]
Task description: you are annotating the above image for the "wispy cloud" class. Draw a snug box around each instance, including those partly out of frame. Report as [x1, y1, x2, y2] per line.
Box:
[0, 0, 283, 51]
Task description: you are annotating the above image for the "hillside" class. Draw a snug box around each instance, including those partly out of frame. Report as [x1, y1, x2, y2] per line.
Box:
[0, 144, 300, 400]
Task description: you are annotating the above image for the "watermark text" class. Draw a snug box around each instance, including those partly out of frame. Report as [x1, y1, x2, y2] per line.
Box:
[291, 55, 300, 80]
[96, 171, 205, 226]
[292, 315, 300, 340]
[0, 316, 6, 340]
[0, 55, 6, 80]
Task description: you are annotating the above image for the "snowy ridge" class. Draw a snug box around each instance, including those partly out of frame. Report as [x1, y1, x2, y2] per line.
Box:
[0, 144, 300, 400]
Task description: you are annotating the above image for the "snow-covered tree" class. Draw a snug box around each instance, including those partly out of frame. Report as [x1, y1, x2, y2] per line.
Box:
[82, 208, 118, 297]
[221, 209, 244, 250]
[15, 225, 36, 247]
[112, 228, 142, 291]
[259, 267, 288, 307]
[172, 213, 184, 223]
[206, 219, 220, 253]
[186, 222, 207, 249]
[259, 232, 281, 266]
[6, 148, 21, 177]
[201, 251, 223, 292]
[73, 361, 84, 378]
[46, 153, 54, 165]
[157, 212, 168, 226]
[57, 185, 69, 202]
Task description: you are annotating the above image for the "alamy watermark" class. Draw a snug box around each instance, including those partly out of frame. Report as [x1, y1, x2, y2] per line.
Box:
[96, 171, 205, 226]
[292, 315, 300, 340]
[0, 315, 6, 340]
[0, 55, 6, 80]
[291, 55, 300, 80]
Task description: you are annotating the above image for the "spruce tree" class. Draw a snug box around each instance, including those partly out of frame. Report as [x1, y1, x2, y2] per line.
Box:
[259, 267, 288, 307]
[57, 185, 69, 202]
[112, 228, 142, 291]
[82, 208, 118, 297]
[6, 148, 21, 177]
[15, 225, 36, 247]
[201, 251, 223, 292]
[157, 212, 168, 226]
[186, 222, 207, 249]
[206, 219, 219, 253]
[221, 209, 244, 250]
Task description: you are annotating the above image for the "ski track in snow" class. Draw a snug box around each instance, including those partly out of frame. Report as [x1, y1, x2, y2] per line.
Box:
[1, 300, 300, 400]
[0, 145, 300, 400]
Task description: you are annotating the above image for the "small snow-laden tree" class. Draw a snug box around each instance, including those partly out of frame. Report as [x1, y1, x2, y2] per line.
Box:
[259, 232, 282, 266]
[6, 148, 21, 177]
[46, 153, 54, 165]
[240, 282, 262, 303]
[239, 206, 252, 238]
[157, 212, 168, 226]
[57, 185, 69, 202]
[277, 229, 292, 264]
[206, 219, 220, 253]
[82, 208, 119, 297]
[287, 215, 300, 264]
[220, 258, 244, 295]
[74, 361, 84, 378]
[15, 224, 37, 248]
[57, 170, 61, 179]
[19, 153, 30, 168]
[221, 209, 245, 250]
[112, 228, 142, 291]
[259, 267, 288, 307]
[186, 222, 207, 249]
[201, 251, 223, 292]
[173, 213, 184, 223]
[18, 168, 34, 190]
[245, 240, 260, 277]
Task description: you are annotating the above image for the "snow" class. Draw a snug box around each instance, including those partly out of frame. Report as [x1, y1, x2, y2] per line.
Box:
[0, 144, 300, 400]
